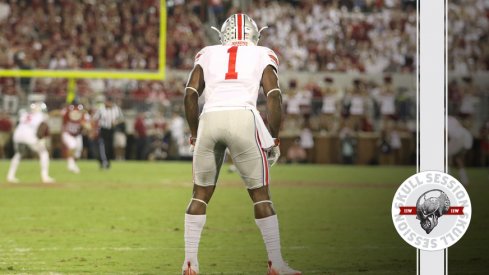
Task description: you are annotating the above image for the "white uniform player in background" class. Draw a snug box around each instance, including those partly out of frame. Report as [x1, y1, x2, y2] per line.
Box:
[6, 102, 55, 183]
[447, 115, 473, 186]
[182, 14, 301, 275]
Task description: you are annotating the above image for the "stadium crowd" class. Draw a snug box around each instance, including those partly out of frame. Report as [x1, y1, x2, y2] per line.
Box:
[0, 0, 488, 165]
[0, 0, 161, 71]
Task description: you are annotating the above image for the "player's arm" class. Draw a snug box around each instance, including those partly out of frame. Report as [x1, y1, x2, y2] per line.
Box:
[184, 65, 205, 143]
[261, 65, 282, 139]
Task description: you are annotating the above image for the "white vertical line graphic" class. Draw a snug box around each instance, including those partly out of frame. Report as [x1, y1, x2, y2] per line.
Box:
[418, 0, 447, 274]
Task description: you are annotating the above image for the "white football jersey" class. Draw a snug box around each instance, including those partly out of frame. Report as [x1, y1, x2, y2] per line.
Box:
[194, 45, 279, 112]
[447, 115, 473, 150]
[14, 111, 48, 144]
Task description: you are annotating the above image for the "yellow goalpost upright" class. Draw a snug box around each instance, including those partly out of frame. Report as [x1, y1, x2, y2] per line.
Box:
[0, 0, 167, 102]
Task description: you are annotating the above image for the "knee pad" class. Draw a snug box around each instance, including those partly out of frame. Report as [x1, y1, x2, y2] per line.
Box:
[188, 198, 208, 207]
[253, 200, 273, 206]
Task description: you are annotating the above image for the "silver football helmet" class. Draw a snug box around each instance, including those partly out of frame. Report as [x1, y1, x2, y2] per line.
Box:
[211, 14, 268, 46]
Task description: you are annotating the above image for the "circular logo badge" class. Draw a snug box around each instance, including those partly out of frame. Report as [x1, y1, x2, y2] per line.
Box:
[392, 171, 471, 251]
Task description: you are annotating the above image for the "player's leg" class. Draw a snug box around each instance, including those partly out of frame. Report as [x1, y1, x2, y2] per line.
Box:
[183, 113, 226, 274]
[228, 110, 300, 274]
[62, 132, 80, 173]
[249, 186, 301, 275]
[106, 129, 115, 161]
[6, 143, 26, 183]
[32, 139, 54, 183]
[73, 134, 83, 171]
[98, 129, 110, 169]
[448, 138, 468, 185]
[454, 151, 469, 186]
[248, 185, 283, 267]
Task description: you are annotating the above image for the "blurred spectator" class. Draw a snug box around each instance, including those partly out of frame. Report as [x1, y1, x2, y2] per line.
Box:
[448, 0, 489, 73]
[390, 125, 403, 164]
[1, 78, 19, 114]
[338, 121, 357, 164]
[148, 137, 169, 161]
[377, 129, 393, 165]
[1, 0, 162, 70]
[298, 83, 313, 116]
[132, 82, 151, 112]
[319, 77, 340, 133]
[299, 125, 315, 163]
[147, 82, 171, 112]
[14, 51, 32, 94]
[147, 112, 171, 160]
[134, 112, 149, 160]
[1, 0, 486, 74]
[0, 2, 10, 22]
[249, 0, 416, 72]
[345, 78, 368, 131]
[286, 138, 307, 164]
[377, 126, 402, 165]
[0, 110, 13, 159]
[310, 84, 323, 116]
[377, 76, 397, 130]
[169, 110, 185, 159]
[283, 80, 302, 131]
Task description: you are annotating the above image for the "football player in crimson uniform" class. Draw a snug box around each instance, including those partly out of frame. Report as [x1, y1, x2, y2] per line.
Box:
[61, 100, 91, 174]
[6, 102, 55, 183]
[182, 14, 301, 275]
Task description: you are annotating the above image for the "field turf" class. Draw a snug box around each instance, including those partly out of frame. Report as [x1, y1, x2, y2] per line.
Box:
[0, 161, 487, 274]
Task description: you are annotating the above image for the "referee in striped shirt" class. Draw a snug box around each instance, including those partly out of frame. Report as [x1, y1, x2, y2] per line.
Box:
[94, 96, 124, 169]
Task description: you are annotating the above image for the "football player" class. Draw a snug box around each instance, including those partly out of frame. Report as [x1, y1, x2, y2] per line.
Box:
[61, 100, 91, 173]
[6, 102, 55, 183]
[447, 115, 473, 186]
[182, 14, 301, 275]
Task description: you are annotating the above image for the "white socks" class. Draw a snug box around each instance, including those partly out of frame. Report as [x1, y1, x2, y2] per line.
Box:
[183, 214, 285, 271]
[184, 214, 206, 269]
[255, 215, 285, 266]
[68, 157, 76, 168]
[39, 150, 50, 179]
[7, 152, 21, 179]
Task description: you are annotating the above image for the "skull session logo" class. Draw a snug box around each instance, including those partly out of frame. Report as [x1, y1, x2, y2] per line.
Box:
[392, 171, 471, 251]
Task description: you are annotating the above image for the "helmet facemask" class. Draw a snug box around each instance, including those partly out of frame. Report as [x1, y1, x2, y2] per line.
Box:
[211, 14, 268, 46]
[30, 102, 48, 113]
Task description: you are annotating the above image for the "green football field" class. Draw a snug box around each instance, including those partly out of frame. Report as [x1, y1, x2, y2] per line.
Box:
[0, 161, 487, 274]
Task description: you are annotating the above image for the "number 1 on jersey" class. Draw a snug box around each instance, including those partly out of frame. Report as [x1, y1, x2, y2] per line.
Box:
[225, 46, 238, 80]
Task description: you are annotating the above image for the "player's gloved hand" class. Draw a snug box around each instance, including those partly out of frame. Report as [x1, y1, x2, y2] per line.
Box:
[189, 137, 197, 153]
[267, 146, 280, 167]
[267, 138, 281, 167]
